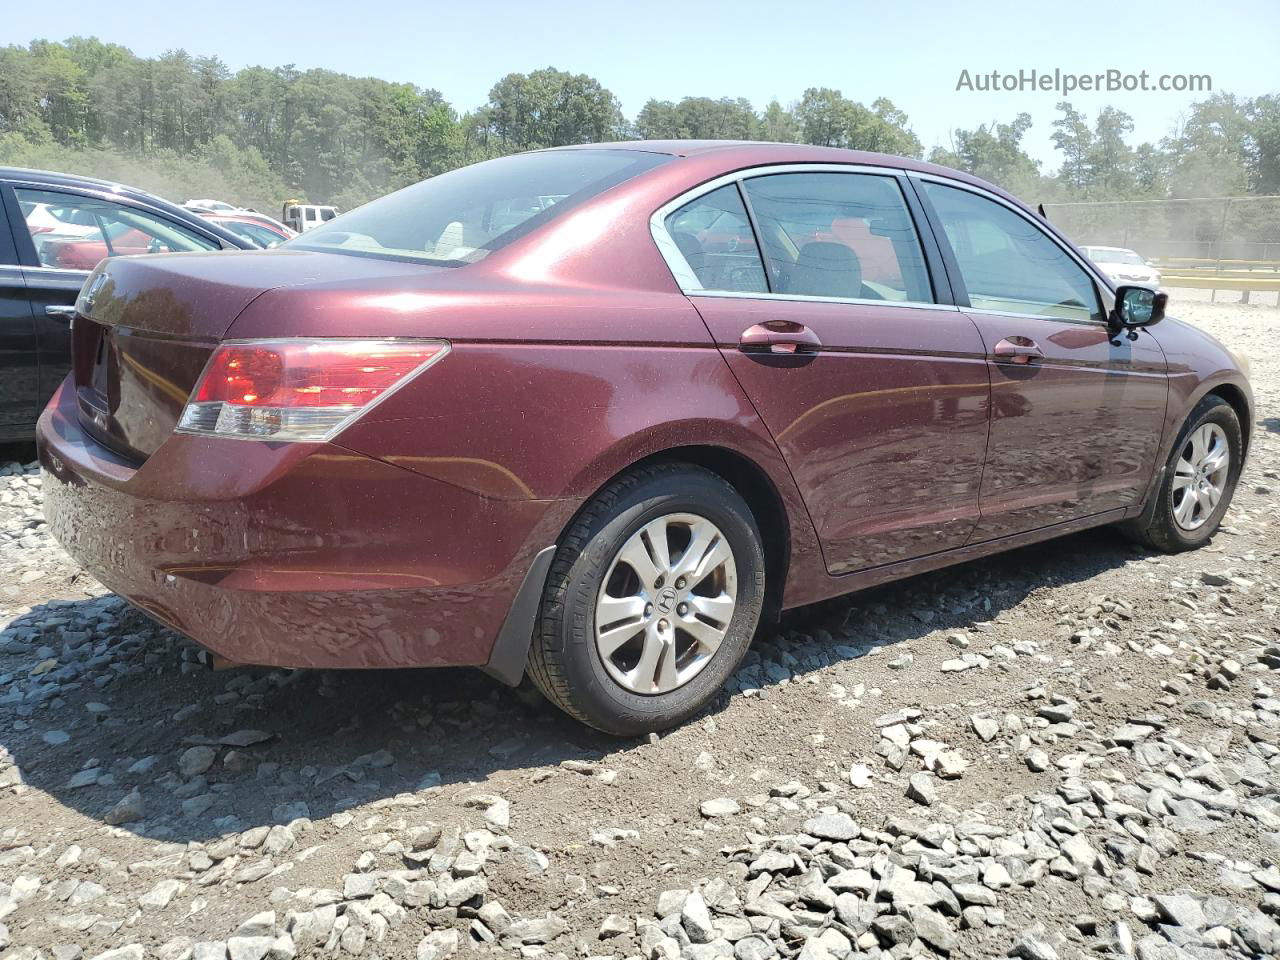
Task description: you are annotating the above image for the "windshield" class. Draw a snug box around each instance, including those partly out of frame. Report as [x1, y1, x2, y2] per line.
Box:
[288, 149, 669, 266]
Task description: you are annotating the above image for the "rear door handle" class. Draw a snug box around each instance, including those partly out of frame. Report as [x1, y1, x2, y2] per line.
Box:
[45, 304, 77, 323]
[739, 321, 822, 355]
[992, 336, 1043, 364]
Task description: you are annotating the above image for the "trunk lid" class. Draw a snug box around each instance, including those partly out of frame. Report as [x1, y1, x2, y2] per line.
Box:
[72, 250, 445, 462]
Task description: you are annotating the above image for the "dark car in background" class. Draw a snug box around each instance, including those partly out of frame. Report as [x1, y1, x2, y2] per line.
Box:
[36, 143, 1253, 735]
[0, 168, 253, 440]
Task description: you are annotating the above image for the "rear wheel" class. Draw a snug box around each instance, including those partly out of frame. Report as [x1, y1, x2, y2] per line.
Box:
[527, 463, 765, 736]
[1122, 395, 1243, 552]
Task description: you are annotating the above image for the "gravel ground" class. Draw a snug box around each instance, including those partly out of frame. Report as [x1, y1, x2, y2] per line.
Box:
[2, 299, 1278, 960]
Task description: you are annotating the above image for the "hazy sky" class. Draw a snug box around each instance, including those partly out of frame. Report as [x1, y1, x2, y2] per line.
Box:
[5, 0, 1277, 175]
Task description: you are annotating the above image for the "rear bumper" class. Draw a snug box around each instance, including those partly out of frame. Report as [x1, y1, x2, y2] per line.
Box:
[37, 379, 577, 670]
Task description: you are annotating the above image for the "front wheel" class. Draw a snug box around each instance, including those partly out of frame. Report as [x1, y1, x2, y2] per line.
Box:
[527, 463, 766, 736]
[1122, 395, 1244, 552]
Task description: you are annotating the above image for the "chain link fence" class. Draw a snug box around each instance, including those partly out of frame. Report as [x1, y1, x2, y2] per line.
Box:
[1043, 196, 1280, 304]
[1042, 196, 1280, 262]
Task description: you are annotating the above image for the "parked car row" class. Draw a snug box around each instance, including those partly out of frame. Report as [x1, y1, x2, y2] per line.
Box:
[183, 200, 298, 246]
[26, 143, 1253, 737]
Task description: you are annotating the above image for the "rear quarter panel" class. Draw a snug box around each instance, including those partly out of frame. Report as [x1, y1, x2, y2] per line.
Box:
[329, 290, 829, 608]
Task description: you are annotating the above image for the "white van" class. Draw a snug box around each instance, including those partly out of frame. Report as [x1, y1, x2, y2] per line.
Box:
[282, 202, 339, 233]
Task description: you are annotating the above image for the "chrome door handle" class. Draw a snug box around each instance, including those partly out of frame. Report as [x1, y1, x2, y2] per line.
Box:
[993, 337, 1043, 364]
[45, 304, 77, 323]
[739, 321, 823, 355]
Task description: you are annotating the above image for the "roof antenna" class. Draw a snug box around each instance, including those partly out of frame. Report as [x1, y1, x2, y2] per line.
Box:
[1037, 203, 1048, 220]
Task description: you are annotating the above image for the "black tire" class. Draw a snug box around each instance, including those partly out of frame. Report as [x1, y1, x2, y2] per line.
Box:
[527, 463, 766, 736]
[1121, 395, 1243, 552]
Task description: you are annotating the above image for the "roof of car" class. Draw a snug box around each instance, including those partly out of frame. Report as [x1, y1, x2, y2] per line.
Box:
[546, 140, 1020, 202]
[0, 166, 158, 197]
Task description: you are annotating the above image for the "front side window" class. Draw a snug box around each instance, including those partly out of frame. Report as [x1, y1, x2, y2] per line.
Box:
[663, 184, 767, 293]
[16, 188, 217, 270]
[743, 173, 933, 303]
[921, 182, 1101, 322]
[291, 149, 669, 266]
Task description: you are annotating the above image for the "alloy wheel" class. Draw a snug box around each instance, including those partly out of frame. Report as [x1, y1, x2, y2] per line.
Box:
[594, 512, 738, 695]
[1171, 422, 1230, 531]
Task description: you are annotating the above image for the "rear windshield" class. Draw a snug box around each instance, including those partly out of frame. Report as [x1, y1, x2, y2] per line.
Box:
[288, 149, 669, 266]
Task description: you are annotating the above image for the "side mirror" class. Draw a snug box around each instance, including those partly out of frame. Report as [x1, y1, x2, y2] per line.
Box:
[1111, 285, 1166, 333]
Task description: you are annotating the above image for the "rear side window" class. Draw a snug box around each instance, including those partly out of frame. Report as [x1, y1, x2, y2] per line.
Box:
[921, 182, 1101, 322]
[15, 187, 216, 269]
[664, 185, 767, 294]
[292, 149, 669, 266]
[743, 173, 933, 303]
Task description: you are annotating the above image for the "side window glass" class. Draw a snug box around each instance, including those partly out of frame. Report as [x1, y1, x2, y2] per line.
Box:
[921, 182, 1101, 322]
[15, 188, 216, 270]
[743, 173, 932, 303]
[663, 184, 768, 293]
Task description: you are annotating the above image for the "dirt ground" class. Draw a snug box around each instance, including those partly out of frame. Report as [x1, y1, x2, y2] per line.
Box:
[1, 299, 1278, 960]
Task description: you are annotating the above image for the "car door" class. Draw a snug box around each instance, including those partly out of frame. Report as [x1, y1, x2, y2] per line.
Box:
[5, 183, 222, 411]
[912, 176, 1168, 541]
[0, 187, 38, 436]
[656, 168, 992, 576]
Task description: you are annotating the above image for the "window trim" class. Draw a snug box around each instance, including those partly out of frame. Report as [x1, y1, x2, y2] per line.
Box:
[650, 162, 954, 309]
[907, 171, 1115, 327]
[0, 185, 21, 266]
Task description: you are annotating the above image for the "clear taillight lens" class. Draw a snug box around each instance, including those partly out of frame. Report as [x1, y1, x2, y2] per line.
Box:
[177, 338, 449, 441]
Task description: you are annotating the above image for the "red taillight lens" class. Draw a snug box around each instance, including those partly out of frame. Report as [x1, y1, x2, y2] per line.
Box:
[194, 346, 286, 405]
[178, 339, 449, 441]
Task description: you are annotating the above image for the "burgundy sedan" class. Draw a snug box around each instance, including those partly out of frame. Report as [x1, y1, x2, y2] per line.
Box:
[37, 142, 1252, 735]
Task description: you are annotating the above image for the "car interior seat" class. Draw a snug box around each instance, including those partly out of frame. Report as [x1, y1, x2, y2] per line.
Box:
[786, 241, 863, 298]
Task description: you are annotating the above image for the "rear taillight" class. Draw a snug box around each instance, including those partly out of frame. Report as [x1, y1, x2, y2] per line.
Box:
[176, 338, 449, 441]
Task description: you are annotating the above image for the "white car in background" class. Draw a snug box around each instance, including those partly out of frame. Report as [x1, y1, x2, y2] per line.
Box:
[184, 198, 239, 212]
[1081, 245, 1163, 290]
[20, 200, 103, 238]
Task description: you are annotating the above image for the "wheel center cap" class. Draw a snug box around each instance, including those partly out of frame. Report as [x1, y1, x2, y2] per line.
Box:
[655, 588, 677, 615]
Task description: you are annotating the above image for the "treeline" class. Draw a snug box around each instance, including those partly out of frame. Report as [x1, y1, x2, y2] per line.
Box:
[0, 37, 1277, 214]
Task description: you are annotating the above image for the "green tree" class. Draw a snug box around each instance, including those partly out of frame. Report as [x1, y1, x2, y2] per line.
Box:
[1088, 106, 1135, 197]
[759, 100, 798, 143]
[1248, 94, 1280, 195]
[929, 113, 1043, 198]
[1162, 94, 1252, 197]
[794, 88, 921, 156]
[635, 100, 681, 139]
[1051, 101, 1093, 193]
[484, 68, 623, 151]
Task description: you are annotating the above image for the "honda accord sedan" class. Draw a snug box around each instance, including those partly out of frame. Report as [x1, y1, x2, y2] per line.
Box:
[37, 142, 1253, 735]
